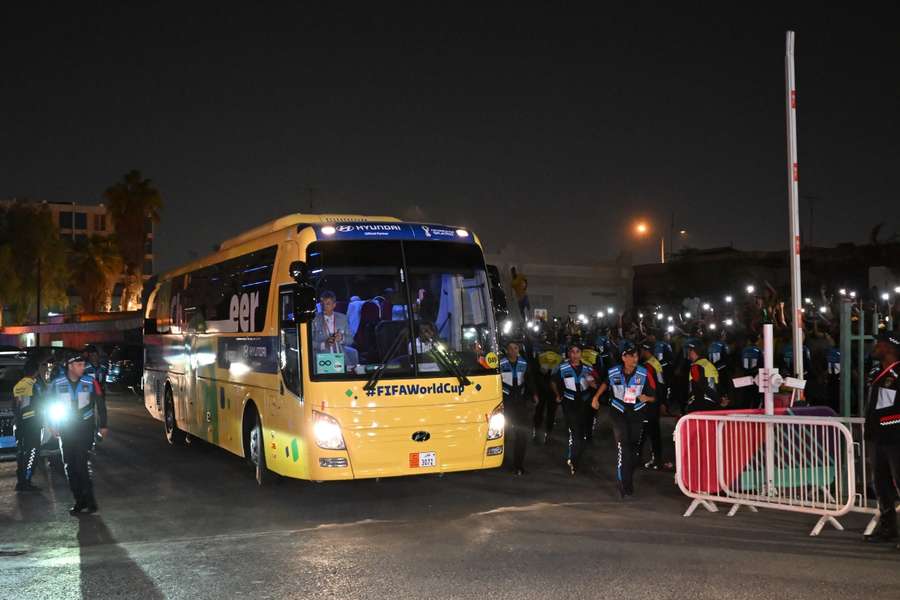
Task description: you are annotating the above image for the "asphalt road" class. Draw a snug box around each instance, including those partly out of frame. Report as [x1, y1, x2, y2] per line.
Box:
[1, 394, 898, 600]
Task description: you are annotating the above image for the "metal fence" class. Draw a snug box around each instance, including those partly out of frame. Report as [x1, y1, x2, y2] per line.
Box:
[675, 412, 857, 536]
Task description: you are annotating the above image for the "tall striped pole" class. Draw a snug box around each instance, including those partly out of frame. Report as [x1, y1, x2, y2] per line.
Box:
[785, 31, 805, 383]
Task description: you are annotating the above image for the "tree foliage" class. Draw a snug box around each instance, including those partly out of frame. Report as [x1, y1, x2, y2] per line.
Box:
[71, 234, 124, 313]
[0, 201, 69, 323]
[104, 170, 162, 310]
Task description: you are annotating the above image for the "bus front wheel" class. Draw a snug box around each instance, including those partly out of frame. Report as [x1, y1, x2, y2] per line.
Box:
[164, 386, 187, 446]
[246, 406, 276, 486]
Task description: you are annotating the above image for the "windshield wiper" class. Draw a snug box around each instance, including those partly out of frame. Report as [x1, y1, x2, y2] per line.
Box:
[363, 328, 409, 392]
[430, 343, 472, 388]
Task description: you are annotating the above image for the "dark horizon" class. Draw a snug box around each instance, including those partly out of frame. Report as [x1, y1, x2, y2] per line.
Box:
[2, 6, 898, 271]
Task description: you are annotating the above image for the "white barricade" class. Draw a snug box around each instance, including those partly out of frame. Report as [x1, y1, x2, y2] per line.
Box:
[674, 412, 856, 536]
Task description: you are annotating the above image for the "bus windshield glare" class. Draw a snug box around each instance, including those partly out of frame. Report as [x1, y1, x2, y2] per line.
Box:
[306, 240, 497, 380]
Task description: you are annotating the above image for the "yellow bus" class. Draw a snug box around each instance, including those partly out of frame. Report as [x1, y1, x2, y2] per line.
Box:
[142, 214, 506, 484]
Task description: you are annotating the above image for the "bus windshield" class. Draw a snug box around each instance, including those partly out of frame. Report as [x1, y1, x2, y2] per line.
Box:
[307, 240, 497, 380]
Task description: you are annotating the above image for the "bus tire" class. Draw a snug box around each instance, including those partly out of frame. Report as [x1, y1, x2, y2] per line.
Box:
[246, 406, 275, 486]
[164, 385, 186, 446]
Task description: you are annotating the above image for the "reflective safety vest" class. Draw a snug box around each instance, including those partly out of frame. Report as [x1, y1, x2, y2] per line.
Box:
[608, 364, 651, 413]
[782, 344, 811, 373]
[708, 341, 727, 366]
[827, 347, 841, 375]
[49, 373, 101, 430]
[538, 350, 563, 374]
[742, 346, 761, 371]
[556, 361, 595, 402]
[691, 358, 719, 391]
[13, 376, 40, 422]
[499, 357, 529, 397]
[645, 356, 664, 385]
[653, 341, 672, 364]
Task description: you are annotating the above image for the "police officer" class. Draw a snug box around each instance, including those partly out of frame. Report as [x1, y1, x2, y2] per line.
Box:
[500, 341, 537, 475]
[553, 344, 598, 475]
[826, 345, 841, 413]
[862, 332, 900, 547]
[83, 344, 107, 444]
[533, 345, 562, 445]
[592, 341, 656, 498]
[13, 357, 46, 492]
[653, 337, 674, 411]
[638, 340, 666, 469]
[51, 352, 108, 515]
[740, 334, 762, 409]
[685, 342, 721, 413]
[83, 344, 108, 394]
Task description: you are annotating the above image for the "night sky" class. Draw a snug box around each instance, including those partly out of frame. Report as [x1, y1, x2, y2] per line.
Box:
[2, 5, 897, 271]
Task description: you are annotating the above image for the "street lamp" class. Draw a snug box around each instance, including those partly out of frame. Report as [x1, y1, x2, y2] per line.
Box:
[634, 220, 665, 264]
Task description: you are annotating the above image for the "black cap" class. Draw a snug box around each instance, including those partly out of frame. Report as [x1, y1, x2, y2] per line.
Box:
[638, 339, 653, 352]
[685, 341, 704, 354]
[65, 352, 85, 365]
[876, 331, 900, 351]
[621, 341, 637, 356]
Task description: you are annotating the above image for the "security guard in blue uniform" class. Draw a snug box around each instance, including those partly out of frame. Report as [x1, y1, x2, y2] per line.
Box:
[13, 357, 46, 492]
[740, 335, 763, 409]
[500, 341, 537, 475]
[638, 340, 666, 469]
[553, 344, 598, 475]
[863, 332, 900, 547]
[50, 352, 108, 515]
[83, 344, 107, 444]
[593, 341, 656, 498]
[826, 346, 841, 413]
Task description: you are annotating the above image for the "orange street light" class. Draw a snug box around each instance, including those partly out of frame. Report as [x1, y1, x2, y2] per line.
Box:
[635, 222, 649, 235]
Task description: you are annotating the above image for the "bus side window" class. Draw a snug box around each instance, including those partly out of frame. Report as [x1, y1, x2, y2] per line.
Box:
[280, 286, 302, 398]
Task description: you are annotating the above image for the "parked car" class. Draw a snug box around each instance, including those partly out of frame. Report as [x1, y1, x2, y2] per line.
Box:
[105, 344, 144, 394]
[0, 350, 25, 459]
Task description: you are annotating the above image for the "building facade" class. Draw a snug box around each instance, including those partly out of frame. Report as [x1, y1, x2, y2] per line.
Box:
[485, 244, 634, 321]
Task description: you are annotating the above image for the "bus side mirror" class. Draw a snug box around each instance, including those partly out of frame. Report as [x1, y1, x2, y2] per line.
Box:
[289, 260, 309, 283]
[293, 284, 317, 323]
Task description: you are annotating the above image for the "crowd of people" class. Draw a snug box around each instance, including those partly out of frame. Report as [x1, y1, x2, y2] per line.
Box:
[496, 287, 900, 540]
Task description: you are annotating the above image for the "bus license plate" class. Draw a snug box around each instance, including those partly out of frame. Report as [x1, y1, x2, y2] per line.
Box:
[409, 451, 436, 468]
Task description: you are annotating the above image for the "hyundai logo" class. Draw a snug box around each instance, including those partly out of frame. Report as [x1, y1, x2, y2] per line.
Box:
[411, 431, 431, 442]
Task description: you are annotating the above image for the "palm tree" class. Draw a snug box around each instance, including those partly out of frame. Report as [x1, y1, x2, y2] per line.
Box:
[71, 235, 124, 313]
[104, 170, 162, 310]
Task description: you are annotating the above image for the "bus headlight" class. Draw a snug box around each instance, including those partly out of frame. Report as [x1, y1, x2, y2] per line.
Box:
[48, 401, 69, 425]
[313, 411, 345, 450]
[487, 404, 505, 440]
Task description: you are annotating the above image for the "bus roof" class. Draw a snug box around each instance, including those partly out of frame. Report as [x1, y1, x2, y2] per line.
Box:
[217, 213, 401, 251]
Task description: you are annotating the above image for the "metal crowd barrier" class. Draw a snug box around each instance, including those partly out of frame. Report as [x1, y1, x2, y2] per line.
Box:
[674, 412, 857, 536]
